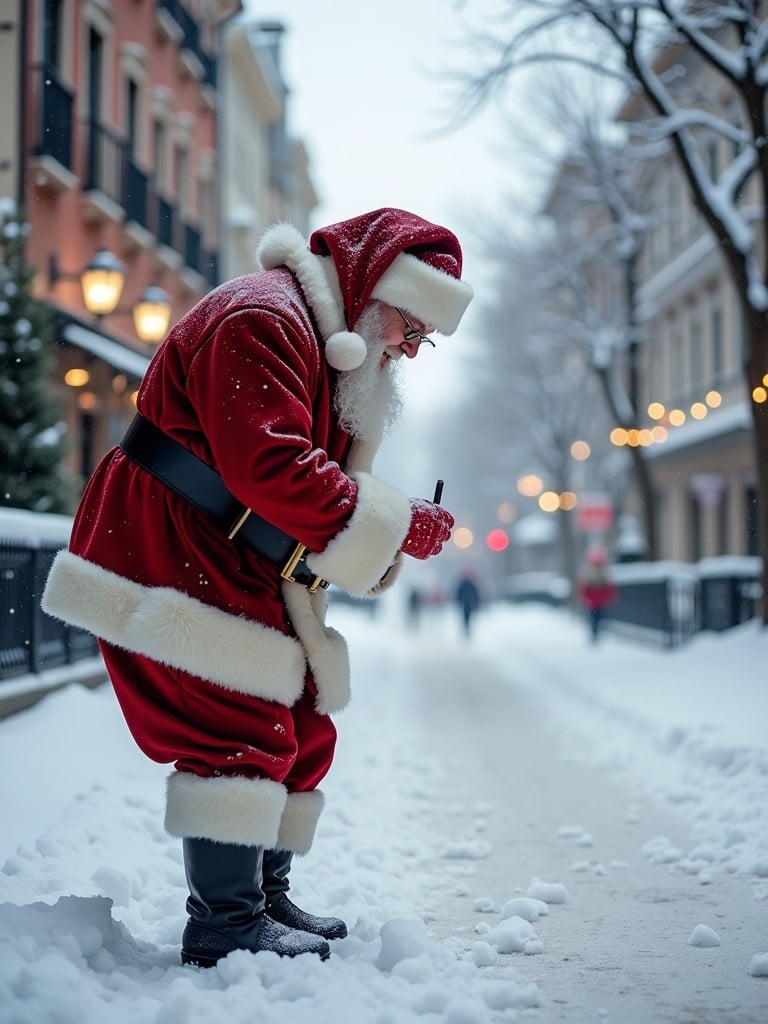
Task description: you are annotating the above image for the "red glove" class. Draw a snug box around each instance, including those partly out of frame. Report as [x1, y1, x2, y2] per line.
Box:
[402, 499, 455, 560]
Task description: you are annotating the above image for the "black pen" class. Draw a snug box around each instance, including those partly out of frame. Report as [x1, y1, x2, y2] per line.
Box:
[433, 479, 444, 504]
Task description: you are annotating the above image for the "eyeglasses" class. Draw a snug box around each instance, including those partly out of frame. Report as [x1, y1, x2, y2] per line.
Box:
[396, 308, 436, 348]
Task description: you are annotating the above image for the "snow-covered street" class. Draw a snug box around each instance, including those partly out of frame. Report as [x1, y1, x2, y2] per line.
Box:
[1, 599, 767, 1023]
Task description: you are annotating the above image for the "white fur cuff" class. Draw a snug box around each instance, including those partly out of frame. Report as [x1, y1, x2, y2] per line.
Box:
[306, 472, 412, 597]
[275, 790, 325, 855]
[165, 772, 288, 846]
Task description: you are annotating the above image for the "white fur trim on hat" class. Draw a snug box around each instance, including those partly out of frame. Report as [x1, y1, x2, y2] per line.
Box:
[372, 251, 474, 334]
[257, 223, 369, 369]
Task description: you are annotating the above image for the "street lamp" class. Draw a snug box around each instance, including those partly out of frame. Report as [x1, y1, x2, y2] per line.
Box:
[78, 248, 126, 315]
[132, 285, 172, 343]
[48, 248, 171, 344]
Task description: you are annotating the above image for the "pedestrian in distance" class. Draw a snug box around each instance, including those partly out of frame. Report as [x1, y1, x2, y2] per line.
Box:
[455, 568, 481, 637]
[578, 545, 618, 643]
[42, 208, 473, 967]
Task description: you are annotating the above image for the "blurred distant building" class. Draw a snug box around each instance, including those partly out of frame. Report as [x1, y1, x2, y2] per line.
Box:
[220, 18, 317, 280]
[0, 1, 318, 505]
[618, 44, 757, 562]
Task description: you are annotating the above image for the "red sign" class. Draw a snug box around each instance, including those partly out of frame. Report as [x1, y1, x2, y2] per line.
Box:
[577, 496, 613, 532]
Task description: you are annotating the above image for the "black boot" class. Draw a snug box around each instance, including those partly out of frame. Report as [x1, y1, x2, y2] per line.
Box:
[180, 837, 330, 967]
[262, 848, 348, 940]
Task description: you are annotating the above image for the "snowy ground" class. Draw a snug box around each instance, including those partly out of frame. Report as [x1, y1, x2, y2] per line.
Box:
[1, 598, 767, 1023]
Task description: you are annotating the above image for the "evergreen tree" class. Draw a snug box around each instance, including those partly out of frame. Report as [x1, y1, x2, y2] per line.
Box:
[0, 197, 72, 513]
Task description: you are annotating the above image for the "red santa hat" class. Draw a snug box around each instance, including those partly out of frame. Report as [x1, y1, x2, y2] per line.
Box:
[256, 207, 473, 371]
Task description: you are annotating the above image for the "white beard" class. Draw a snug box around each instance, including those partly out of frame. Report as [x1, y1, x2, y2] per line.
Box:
[333, 304, 405, 442]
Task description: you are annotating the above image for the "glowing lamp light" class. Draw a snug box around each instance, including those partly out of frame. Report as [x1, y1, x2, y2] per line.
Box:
[705, 390, 722, 408]
[453, 527, 474, 550]
[539, 491, 560, 512]
[486, 528, 509, 552]
[133, 286, 172, 344]
[610, 427, 628, 446]
[517, 474, 543, 497]
[64, 367, 90, 387]
[570, 440, 591, 461]
[80, 248, 126, 316]
[647, 402, 665, 420]
[753, 386, 768, 404]
[668, 409, 686, 427]
[651, 425, 668, 443]
[559, 492, 577, 510]
[690, 402, 708, 419]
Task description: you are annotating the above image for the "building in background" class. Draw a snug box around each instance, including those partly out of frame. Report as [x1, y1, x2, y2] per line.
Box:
[618, 47, 757, 562]
[220, 17, 317, 280]
[0, 1, 318, 505]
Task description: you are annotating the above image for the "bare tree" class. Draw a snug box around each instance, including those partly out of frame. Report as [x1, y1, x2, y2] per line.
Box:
[536, 92, 663, 558]
[451, 0, 768, 623]
[432, 225, 621, 590]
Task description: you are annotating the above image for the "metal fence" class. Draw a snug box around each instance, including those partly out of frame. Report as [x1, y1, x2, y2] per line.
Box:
[0, 509, 98, 683]
[605, 557, 761, 647]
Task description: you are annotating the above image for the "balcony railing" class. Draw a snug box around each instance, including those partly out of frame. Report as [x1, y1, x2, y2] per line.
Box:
[125, 158, 149, 228]
[85, 117, 127, 207]
[156, 194, 178, 250]
[33, 64, 74, 170]
[184, 223, 202, 274]
[156, 0, 217, 87]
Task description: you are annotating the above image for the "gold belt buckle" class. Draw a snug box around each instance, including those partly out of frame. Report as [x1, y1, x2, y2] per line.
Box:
[280, 541, 328, 593]
[227, 506, 252, 540]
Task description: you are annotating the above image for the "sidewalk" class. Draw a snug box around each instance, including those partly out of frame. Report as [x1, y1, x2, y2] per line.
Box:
[0, 600, 766, 1023]
[406, 632, 767, 1022]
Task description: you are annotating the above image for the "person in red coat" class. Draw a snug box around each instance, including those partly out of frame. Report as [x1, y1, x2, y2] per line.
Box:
[578, 545, 618, 643]
[42, 208, 473, 966]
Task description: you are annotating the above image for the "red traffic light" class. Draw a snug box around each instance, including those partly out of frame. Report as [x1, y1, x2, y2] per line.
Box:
[486, 528, 509, 553]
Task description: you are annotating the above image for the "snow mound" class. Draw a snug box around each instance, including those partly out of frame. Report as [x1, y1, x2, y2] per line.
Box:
[689, 924, 721, 948]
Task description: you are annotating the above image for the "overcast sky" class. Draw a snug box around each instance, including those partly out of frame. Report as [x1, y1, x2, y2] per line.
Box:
[248, 0, 539, 422]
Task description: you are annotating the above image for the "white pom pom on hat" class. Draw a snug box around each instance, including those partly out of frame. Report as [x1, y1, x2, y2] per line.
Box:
[324, 330, 368, 371]
[257, 209, 473, 372]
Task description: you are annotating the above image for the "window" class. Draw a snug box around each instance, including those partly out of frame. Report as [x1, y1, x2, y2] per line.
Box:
[710, 294, 724, 382]
[87, 27, 103, 122]
[153, 119, 166, 190]
[649, 328, 664, 404]
[126, 79, 139, 160]
[174, 142, 189, 215]
[43, 0, 64, 70]
[688, 304, 703, 391]
[669, 312, 683, 398]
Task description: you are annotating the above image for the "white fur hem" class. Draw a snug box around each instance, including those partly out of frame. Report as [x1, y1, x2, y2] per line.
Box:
[372, 251, 474, 334]
[306, 472, 411, 597]
[282, 583, 351, 714]
[165, 771, 287, 845]
[276, 790, 325, 855]
[41, 550, 306, 706]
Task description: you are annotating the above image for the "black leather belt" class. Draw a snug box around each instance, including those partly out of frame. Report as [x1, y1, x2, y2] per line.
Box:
[120, 414, 328, 593]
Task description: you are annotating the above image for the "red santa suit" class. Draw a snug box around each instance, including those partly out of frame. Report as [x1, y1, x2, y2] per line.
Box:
[42, 208, 473, 857]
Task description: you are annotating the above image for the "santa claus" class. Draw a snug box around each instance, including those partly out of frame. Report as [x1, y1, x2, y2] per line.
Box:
[42, 207, 473, 966]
